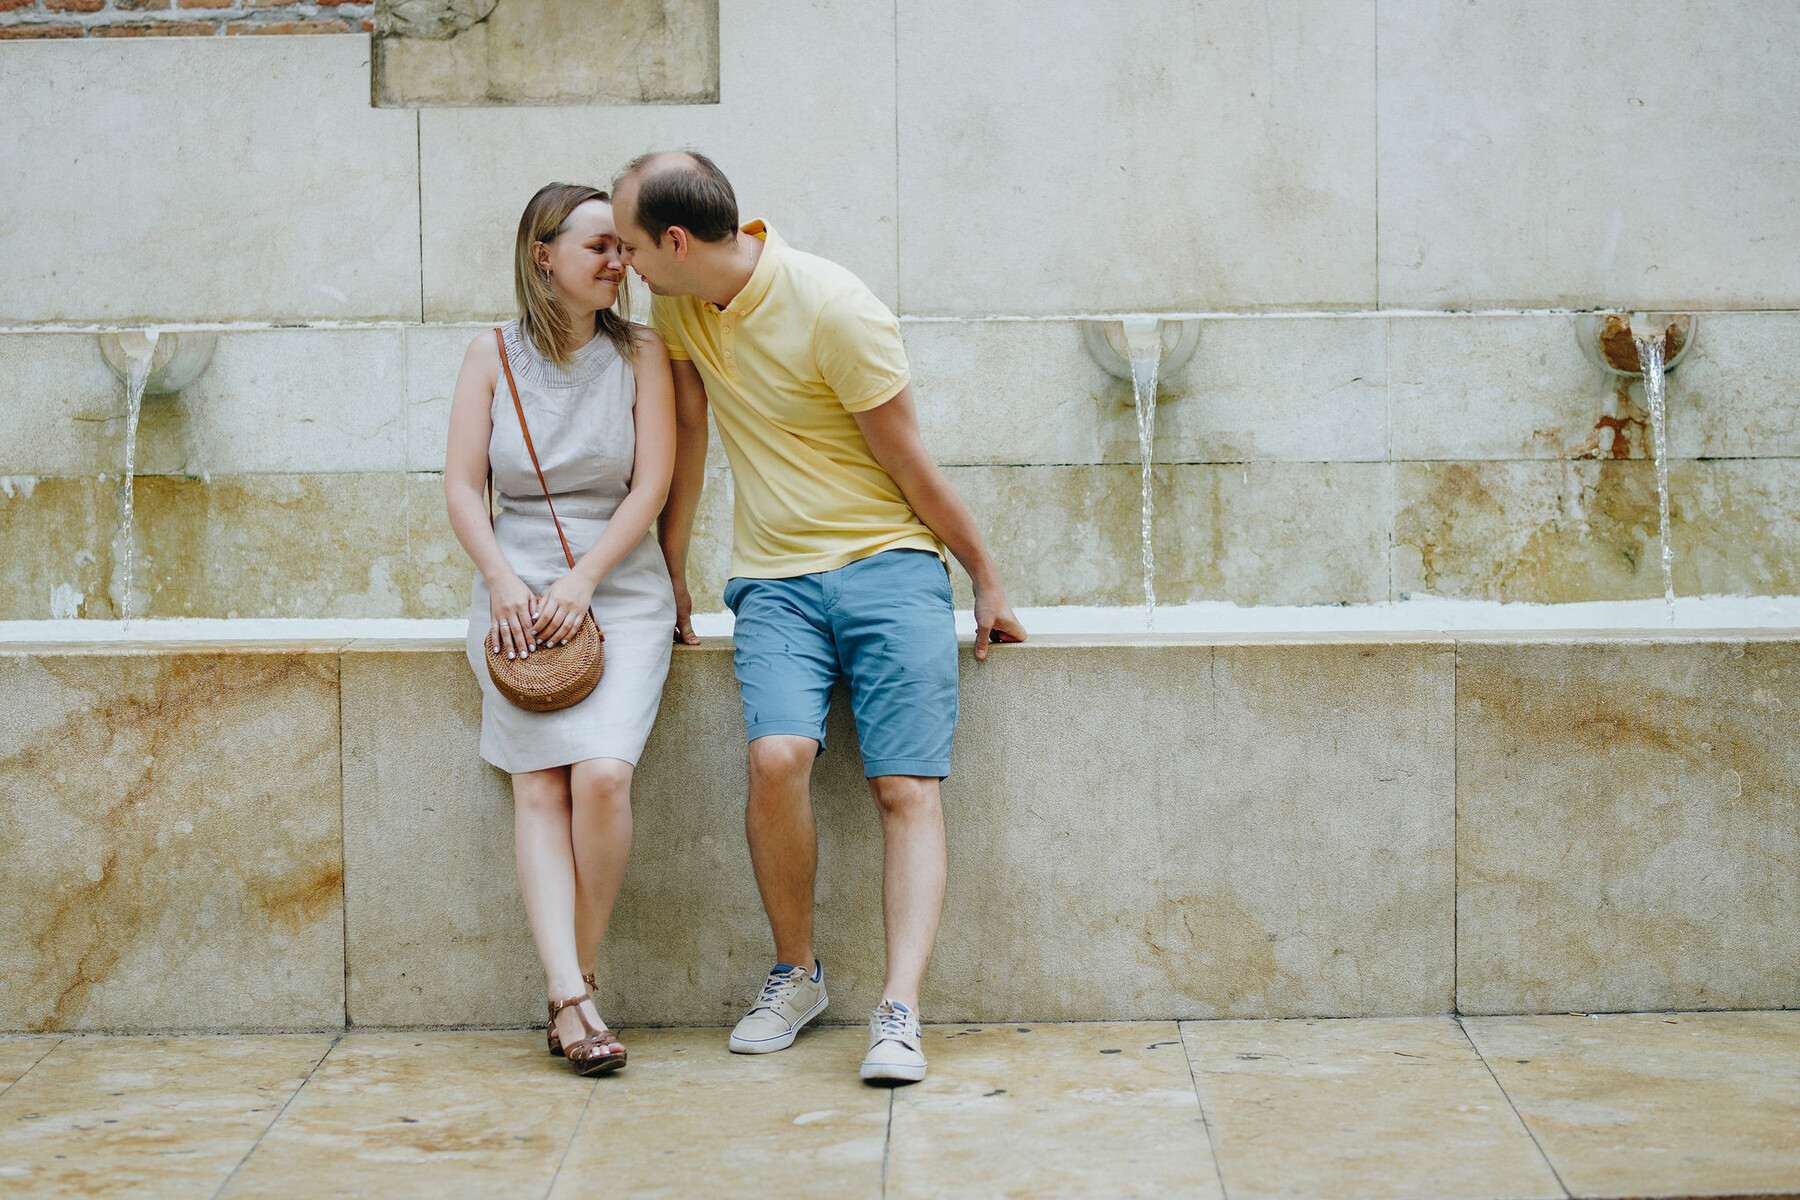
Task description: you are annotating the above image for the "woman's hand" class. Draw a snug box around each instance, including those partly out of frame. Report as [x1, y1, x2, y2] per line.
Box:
[534, 569, 596, 646]
[488, 572, 539, 660]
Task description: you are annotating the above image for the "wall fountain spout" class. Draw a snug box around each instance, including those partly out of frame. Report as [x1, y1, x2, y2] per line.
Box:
[94, 329, 217, 622]
[1081, 317, 1202, 628]
[1576, 313, 1697, 622]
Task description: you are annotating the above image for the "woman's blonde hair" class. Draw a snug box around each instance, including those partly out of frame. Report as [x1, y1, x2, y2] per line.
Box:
[514, 182, 635, 369]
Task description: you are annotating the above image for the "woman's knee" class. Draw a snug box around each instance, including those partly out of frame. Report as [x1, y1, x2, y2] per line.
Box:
[512, 769, 571, 818]
[571, 757, 633, 810]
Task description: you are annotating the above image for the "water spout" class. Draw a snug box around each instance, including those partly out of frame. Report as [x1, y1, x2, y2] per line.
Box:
[1125, 320, 1162, 623]
[95, 329, 216, 622]
[114, 332, 158, 624]
[1082, 318, 1202, 629]
[1635, 333, 1675, 620]
[1577, 313, 1694, 623]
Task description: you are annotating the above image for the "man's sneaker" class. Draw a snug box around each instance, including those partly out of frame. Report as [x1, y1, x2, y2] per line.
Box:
[728, 961, 828, 1054]
[860, 999, 927, 1083]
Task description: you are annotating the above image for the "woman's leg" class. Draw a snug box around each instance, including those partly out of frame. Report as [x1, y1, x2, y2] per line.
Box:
[570, 757, 634, 985]
[512, 767, 606, 1046]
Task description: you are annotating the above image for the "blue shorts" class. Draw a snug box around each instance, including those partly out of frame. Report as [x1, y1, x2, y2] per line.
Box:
[723, 548, 959, 779]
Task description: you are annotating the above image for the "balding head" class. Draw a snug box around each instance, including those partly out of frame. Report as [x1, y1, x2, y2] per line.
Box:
[613, 150, 738, 246]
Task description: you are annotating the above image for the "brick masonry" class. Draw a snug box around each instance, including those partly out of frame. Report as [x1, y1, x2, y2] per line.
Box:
[0, 0, 371, 35]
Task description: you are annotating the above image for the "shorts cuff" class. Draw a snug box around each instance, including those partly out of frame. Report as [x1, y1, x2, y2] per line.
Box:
[746, 721, 827, 747]
[863, 756, 951, 780]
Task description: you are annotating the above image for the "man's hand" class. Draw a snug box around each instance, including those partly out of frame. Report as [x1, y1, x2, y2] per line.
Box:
[672, 573, 700, 645]
[973, 584, 1026, 661]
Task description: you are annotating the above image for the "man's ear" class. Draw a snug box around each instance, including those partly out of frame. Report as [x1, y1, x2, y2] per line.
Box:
[668, 226, 692, 261]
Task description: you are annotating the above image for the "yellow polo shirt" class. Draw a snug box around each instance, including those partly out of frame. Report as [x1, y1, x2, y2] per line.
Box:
[652, 222, 943, 580]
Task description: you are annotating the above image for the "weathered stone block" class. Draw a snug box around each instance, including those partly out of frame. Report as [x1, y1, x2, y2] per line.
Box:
[897, 0, 1377, 315]
[1456, 639, 1800, 1013]
[418, 0, 897, 319]
[340, 638, 1455, 1027]
[1379, 0, 1800, 309]
[0, 38, 421, 324]
[0, 649, 345, 1032]
[374, 0, 718, 107]
[1393, 459, 1800, 603]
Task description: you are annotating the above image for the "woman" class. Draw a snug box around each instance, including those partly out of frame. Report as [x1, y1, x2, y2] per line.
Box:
[443, 182, 676, 1075]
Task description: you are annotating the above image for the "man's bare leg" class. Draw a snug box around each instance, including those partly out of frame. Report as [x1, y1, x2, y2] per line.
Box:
[869, 774, 946, 1010]
[746, 734, 820, 967]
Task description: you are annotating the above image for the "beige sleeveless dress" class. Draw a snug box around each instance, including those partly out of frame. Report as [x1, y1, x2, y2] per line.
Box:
[465, 320, 675, 773]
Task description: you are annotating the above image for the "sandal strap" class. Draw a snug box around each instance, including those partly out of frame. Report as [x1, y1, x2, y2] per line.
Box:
[548, 994, 589, 1021]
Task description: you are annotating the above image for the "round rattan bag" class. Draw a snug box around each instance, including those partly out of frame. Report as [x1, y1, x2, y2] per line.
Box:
[485, 610, 604, 712]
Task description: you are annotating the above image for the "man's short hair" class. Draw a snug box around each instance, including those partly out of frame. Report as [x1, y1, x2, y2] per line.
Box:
[616, 151, 739, 246]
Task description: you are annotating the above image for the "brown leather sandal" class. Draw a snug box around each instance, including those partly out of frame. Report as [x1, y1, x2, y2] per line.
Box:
[548, 972, 600, 1057]
[548, 992, 626, 1076]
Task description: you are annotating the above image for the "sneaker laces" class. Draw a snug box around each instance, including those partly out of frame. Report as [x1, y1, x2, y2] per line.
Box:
[872, 1003, 917, 1044]
[752, 967, 805, 1013]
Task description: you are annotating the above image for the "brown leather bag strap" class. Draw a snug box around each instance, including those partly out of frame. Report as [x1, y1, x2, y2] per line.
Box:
[495, 327, 578, 571]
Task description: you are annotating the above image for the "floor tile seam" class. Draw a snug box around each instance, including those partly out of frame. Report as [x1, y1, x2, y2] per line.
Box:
[211, 1030, 343, 1200]
[337, 646, 350, 1031]
[1176, 1020, 1232, 1200]
[880, 1086, 893, 1199]
[0, 1036, 67, 1102]
[1453, 1015, 1571, 1200]
[542, 1074, 598, 1200]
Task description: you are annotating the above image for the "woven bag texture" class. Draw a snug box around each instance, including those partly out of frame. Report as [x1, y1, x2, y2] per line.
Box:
[485, 611, 604, 712]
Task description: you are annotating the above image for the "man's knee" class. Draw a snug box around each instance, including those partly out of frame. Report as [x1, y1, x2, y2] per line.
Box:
[748, 735, 817, 792]
[870, 775, 940, 820]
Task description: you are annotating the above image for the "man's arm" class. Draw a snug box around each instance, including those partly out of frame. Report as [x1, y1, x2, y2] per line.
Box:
[658, 358, 710, 644]
[853, 384, 1026, 660]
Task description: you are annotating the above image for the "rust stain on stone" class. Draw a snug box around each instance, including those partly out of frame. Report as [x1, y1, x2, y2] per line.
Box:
[1138, 890, 1283, 1011]
[1576, 380, 1651, 460]
[253, 861, 345, 934]
[1598, 313, 1687, 374]
[4, 652, 340, 1031]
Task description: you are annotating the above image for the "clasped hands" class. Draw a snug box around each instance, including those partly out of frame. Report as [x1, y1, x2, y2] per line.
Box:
[488, 568, 596, 660]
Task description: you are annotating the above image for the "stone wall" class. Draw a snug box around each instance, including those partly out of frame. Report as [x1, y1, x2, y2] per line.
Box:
[3, 5, 1799, 616]
[6, 313, 1800, 620]
[3, 634, 1794, 1033]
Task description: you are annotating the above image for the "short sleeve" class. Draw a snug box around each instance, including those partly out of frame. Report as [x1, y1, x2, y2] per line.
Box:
[813, 286, 909, 412]
[649, 294, 692, 361]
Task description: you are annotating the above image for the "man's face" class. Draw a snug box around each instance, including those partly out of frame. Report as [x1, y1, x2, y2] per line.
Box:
[612, 182, 685, 296]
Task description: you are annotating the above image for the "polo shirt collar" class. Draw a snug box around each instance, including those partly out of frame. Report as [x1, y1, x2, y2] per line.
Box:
[719, 220, 781, 316]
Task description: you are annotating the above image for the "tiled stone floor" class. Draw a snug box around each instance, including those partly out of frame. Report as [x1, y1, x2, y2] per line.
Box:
[0, 1013, 1795, 1199]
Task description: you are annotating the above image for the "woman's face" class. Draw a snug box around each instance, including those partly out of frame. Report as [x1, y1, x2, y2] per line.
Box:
[538, 199, 625, 312]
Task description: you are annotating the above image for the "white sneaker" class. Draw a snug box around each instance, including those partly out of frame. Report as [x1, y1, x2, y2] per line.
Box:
[728, 961, 828, 1054]
[860, 999, 927, 1083]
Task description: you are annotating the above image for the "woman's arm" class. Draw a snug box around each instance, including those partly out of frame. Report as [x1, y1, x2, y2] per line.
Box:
[444, 332, 539, 660]
[534, 327, 677, 644]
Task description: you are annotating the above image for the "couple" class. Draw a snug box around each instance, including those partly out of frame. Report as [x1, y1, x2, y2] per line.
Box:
[443, 152, 1026, 1085]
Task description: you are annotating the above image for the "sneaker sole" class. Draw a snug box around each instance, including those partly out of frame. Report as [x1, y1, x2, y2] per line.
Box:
[727, 993, 829, 1054]
[859, 1059, 927, 1083]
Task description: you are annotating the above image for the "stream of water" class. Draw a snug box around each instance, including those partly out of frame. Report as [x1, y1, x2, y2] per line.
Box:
[1635, 332, 1675, 621]
[118, 334, 157, 624]
[1128, 338, 1161, 626]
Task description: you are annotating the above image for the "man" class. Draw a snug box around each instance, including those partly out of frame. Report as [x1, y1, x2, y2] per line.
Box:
[611, 151, 1026, 1084]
